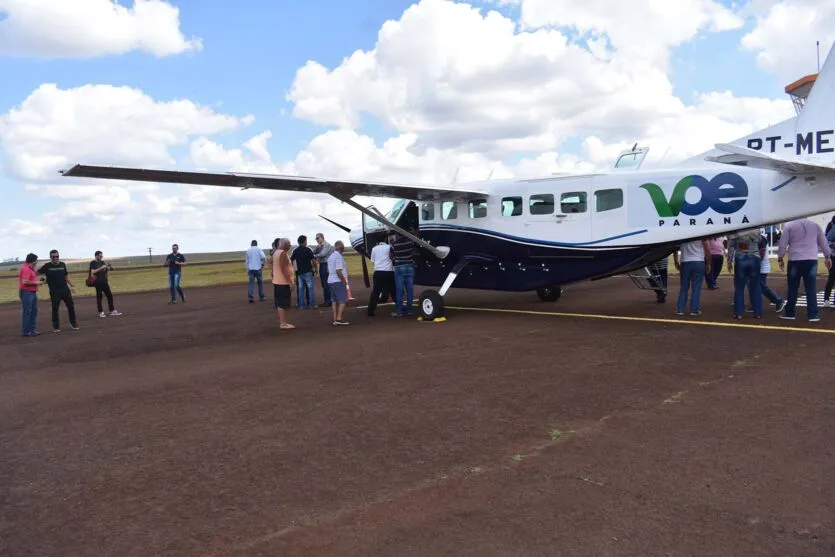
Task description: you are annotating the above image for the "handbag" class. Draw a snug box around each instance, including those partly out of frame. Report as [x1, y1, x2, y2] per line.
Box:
[85, 272, 97, 288]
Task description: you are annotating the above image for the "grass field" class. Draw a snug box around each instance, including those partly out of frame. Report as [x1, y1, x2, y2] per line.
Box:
[0, 256, 367, 305]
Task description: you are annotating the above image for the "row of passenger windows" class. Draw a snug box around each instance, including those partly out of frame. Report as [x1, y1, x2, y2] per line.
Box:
[421, 189, 624, 220]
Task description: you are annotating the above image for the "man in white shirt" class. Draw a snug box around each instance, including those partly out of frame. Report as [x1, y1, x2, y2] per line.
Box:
[245, 239, 267, 303]
[367, 236, 395, 316]
[326, 240, 350, 325]
[672, 238, 711, 316]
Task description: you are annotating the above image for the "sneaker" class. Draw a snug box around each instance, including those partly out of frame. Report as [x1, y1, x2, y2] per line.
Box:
[169, 300, 177, 305]
[53, 328, 61, 333]
[779, 315, 796, 320]
[336, 320, 350, 326]
[690, 310, 701, 316]
[110, 310, 122, 316]
[809, 316, 821, 322]
[673, 311, 684, 316]
[775, 300, 786, 312]
[71, 325, 79, 330]
[99, 312, 107, 318]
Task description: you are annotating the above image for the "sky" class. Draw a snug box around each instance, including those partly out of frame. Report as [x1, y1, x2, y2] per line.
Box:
[0, 0, 834, 260]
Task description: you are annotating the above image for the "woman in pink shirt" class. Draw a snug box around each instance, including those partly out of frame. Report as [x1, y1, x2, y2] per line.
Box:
[705, 237, 725, 289]
[18, 253, 42, 337]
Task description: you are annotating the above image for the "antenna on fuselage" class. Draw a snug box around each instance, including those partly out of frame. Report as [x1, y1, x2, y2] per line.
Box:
[450, 166, 459, 185]
[486, 167, 494, 180]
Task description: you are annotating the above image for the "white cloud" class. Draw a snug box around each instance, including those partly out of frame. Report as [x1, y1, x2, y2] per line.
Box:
[740, 0, 835, 81]
[518, 0, 743, 65]
[0, 0, 202, 58]
[0, 83, 254, 181]
[243, 131, 273, 162]
[285, 0, 759, 159]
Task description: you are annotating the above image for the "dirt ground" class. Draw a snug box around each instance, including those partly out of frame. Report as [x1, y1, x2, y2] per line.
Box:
[1, 275, 833, 556]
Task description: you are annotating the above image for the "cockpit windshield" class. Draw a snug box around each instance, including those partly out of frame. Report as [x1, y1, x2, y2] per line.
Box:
[363, 199, 407, 232]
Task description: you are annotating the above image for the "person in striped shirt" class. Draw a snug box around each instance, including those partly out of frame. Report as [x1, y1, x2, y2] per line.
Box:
[391, 230, 418, 317]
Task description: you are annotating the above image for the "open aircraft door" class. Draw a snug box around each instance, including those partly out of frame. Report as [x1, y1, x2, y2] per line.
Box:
[362, 199, 419, 252]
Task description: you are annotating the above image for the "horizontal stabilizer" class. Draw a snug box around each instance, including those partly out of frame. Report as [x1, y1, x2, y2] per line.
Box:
[706, 143, 835, 174]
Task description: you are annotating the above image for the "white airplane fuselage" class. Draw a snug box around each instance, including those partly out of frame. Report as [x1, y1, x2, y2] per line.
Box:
[349, 164, 835, 291]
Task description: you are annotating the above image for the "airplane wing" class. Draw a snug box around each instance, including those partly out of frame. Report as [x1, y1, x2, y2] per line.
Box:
[705, 143, 835, 174]
[60, 164, 490, 202]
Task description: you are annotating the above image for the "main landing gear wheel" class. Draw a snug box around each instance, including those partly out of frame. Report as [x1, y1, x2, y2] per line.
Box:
[419, 289, 444, 321]
[536, 286, 562, 302]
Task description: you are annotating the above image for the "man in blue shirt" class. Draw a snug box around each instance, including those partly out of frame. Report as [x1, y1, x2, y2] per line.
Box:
[164, 243, 187, 304]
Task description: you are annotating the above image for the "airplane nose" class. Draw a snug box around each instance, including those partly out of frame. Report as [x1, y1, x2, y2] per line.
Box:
[349, 227, 364, 254]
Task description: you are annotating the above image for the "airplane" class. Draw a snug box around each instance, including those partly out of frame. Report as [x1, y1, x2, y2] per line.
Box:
[60, 42, 835, 322]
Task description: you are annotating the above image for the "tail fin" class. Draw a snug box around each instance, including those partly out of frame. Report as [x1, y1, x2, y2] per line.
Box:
[679, 41, 835, 167]
[795, 41, 835, 137]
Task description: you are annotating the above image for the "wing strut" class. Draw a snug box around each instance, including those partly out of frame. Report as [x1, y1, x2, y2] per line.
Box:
[335, 195, 450, 260]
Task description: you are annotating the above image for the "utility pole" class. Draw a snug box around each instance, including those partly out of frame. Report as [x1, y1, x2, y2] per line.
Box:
[148, 247, 153, 263]
[818, 41, 821, 72]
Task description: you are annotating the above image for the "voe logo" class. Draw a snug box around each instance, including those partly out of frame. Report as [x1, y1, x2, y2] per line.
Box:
[640, 172, 748, 217]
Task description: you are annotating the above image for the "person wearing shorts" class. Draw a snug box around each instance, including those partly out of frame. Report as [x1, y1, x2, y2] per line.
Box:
[326, 240, 350, 326]
[272, 238, 295, 330]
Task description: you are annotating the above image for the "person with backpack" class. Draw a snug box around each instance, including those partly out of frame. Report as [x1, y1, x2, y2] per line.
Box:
[88, 250, 122, 318]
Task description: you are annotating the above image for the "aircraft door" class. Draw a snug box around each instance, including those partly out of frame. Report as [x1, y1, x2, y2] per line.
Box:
[361, 199, 418, 252]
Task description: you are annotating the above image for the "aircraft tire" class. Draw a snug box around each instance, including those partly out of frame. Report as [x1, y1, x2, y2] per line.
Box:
[536, 286, 562, 302]
[419, 289, 444, 321]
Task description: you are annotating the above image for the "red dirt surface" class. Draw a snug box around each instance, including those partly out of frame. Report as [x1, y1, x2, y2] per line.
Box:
[1, 276, 833, 556]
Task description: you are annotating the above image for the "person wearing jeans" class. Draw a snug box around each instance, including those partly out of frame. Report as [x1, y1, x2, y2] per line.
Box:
[673, 239, 711, 316]
[245, 240, 267, 303]
[312, 233, 334, 307]
[291, 235, 317, 309]
[705, 236, 725, 289]
[18, 253, 41, 337]
[728, 229, 763, 319]
[777, 218, 832, 321]
[164, 244, 186, 304]
[392, 231, 418, 316]
[758, 235, 785, 312]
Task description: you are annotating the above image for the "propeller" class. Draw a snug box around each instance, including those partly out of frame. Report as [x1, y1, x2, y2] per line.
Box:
[318, 214, 371, 288]
[317, 214, 351, 233]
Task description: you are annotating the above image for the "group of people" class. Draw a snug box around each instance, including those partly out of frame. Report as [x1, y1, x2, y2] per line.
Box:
[242, 233, 353, 329]
[670, 217, 835, 321]
[17, 249, 123, 337]
[241, 229, 420, 330]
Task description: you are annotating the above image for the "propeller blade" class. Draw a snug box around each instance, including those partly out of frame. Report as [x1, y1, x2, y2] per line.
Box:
[361, 252, 371, 288]
[317, 214, 352, 233]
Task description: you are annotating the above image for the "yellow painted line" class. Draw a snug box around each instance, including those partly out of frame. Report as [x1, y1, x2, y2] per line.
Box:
[440, 305, 835, 334]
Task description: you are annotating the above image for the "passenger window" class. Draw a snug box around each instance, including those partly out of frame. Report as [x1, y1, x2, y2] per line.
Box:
[594, 189, 623, 212]
[421, 202, 435, 221]
[529, 194, 554, 215]
[442, 201, 457, 220]
[560, 192, 587, 213]
[502, 197, 523, 216]
[468, 199, 488, 219]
